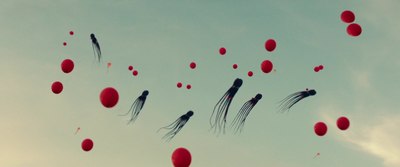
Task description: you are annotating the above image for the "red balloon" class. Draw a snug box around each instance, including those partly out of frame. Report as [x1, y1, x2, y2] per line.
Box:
[172, 147, 192, 167]
[69, 31, 74, 35]
[260, 60, 273, 73]
[314, 66, 320, 72]
[265, 39, 276, 52]
[248, 71, 253, 77]
[232, 64, 238, 69]
[100, 87, 119, 108]
[177, 82, 183, 88]
[133, 70, 138, 76]
[314, 122, 328, 136]
[128, 66, 133, 71]
[81, 138, 94, 152]
[219, 47, 226, 55]
[51, 81, 63, 94]
[337, 116, 350, 130]
[341, 10, 355, 23]
[63, 42, 67, 46]
[318, 65, 324, 70]
[186, 84, 192, 89]
[347, 23, 362, 37]
[189, 62, 196, 69]
[61, 59, 74, 73]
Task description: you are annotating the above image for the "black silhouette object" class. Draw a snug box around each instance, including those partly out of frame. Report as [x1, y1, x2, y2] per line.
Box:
[279, 89, 316, 112]
[120, 90, 149, 124]
[90, 33, 101, 62]
[158, 111, 194, 142]
[210, 78, 243, 134]
[231, 93, 262, 134]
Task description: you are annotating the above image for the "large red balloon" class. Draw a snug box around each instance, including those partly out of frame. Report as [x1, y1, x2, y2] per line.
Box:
[61, 59, 74, 73]
[219, 47, 226, 55]
[81, 138, 94, 152]
[337, 116, 350, 130]
[314, 122, 328, 136]
[172, 147, 192, 167]
[341, 10, 355, 23]
[265, 39, 276, 52]
[100, 87, 119, 108]
[260, 60, 273, 73]
[347, 23, 362, 37]
[51, 81, 63, 94]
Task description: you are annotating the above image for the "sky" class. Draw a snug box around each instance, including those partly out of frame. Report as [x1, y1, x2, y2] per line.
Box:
[1, 0, 400, 167]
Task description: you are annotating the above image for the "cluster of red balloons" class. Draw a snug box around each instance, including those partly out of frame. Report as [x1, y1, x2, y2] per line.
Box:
[341, 10, 362, 37]
[314, 116, 350, 137]
[313, 65, 324, 72]
[171, 147, 192, 167]
[176, 82, 192, 90]
[127, 65, 139, 76]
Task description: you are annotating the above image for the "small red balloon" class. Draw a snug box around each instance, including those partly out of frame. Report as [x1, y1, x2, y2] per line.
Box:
[232, 64, 238, 69]
[81, 138, 94, 152]
[341, 10, 355, 23]
[337, 116, 350, 130]
[189, 62, 196, 69]
[99, 87, 119, 108]
[186, 84, 191, 89]
[248, 71, 253, 77]
[61, 59, 74, 73]
[314, 122, 328, 136]
[265, 39, 276, 52]
[314, 66, 320, 72]
[128, 66, 133, 71]
[51, 81, 63, 94]
[318, 65, 324, 70]
[260, 60, 273, 73]
[63, 42, 67, 46]
[347, 23, 362, 37]
[172, 147, 192, 167]
[133, 70, 138, 76]
[219, 47, 226, 55]
[177, 82, 183, 88]
[69, 31, 74, 35]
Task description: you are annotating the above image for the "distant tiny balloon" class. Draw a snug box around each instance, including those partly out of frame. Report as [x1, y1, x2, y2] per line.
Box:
[107, 62, 112, 68]
[248, 71, 253, 77]
[260, 60, 273, 73]
[128, 66, 133, 71]
[186, 84, 191, 89]
[318, 65, 324, 70]
[337, 116, 350, 130]
[133, 70, 138, 76]
[233, 64, 238, 69]
[100, 87, 119, 108]
[314, 122, 328, 136]
[69, 31, 74, 35]
[177, 82, 183, 88]
[341, 10, 355, 23]
[347, 23, 362, 37]
[265, 39, 276, 52]
[63, 42, 67, 46]
[81, 138, 94, 152]
[219, 47, 226, 55]
[189, 62, 196, 69]
[51, 81, 63, 94]
[61, 59, 74, 73]
[314, 66, 320, 72]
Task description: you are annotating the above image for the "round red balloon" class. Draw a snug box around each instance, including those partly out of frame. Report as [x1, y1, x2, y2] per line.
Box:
[189, 62, 196, 69]
[341, 10, 355, 23]
[314, 66, 320, 72]
[347, 23, 362, 37]
[232, 64, 238, 69]
[69, 31, 74, 35]
[63, 42, 67, 46]
[128, 65, 133, 71]
[61, 59, 74, 73]
[219, 47, 226, 55]
[265, 39, 276, 52]
[51, 81, 63, 94]
[247, 71, 253, 77]
[100, 87, 119, 108]
[260, 60, 273, 73]
[314, 122, 328, 136]
[318, 65, 324, 70]
[172, 147, 192, 167]
[81, 138, 94, 152]
[337, 116, 350, 130]
[177, 82, 183, 88]
[186, 84, 192, 90]
[133, 70, 138, 76]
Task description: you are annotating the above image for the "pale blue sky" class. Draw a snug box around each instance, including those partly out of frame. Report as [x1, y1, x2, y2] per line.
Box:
[1, 0, 400, 167]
